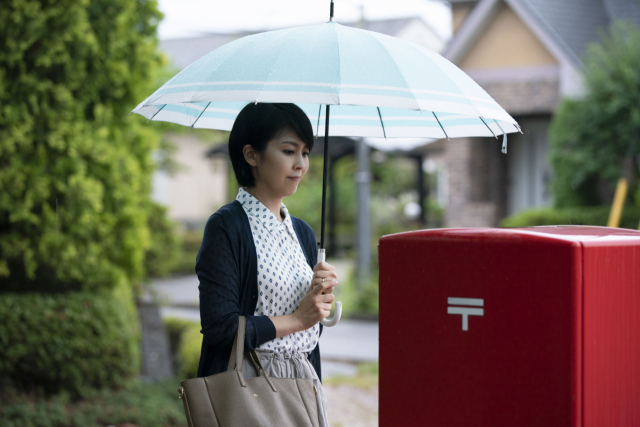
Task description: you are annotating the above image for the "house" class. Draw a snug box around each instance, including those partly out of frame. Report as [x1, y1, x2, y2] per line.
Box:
[152, 16, 445, 228]
[438, 0, 640, 227]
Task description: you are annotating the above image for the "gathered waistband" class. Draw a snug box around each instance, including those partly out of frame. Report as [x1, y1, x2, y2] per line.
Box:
[252, 349, 311, 361]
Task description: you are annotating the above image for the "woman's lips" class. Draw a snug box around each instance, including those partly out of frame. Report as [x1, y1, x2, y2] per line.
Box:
[288, 176, 301, 182]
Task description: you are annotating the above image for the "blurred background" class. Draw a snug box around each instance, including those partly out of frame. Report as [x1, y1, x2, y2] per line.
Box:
[2, 0, 639, 426]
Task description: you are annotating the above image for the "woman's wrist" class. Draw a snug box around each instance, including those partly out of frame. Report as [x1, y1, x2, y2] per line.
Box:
[269, 313, 305, 338]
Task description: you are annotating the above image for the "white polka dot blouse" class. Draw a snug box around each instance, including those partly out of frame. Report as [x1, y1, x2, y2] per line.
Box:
[236, 187, 320, 354]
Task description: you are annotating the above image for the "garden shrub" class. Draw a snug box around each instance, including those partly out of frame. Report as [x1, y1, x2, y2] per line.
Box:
[143, 201, 182, 281]
[333, 264, 379, 318]
[0, 375, 185, 427]
[169, 230, 204, 276]
[179, 325, 203, 379]
[549, 21, 640, 208]
[0, 0, 166, 293]
[500, 205, 640, 229]
[164, 317, 201, 379]
[0, 279, 140, 399]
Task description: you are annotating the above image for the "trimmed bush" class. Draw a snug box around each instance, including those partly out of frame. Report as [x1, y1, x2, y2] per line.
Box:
[0, 279, 140, 399]
[0, 0, 165, 293]
[500, 205, 640, 229]
[169, 230, 203, 276]
[143, 202, 182, 281]
[164, 317, 201, 379]
[0, 376, 186, 427]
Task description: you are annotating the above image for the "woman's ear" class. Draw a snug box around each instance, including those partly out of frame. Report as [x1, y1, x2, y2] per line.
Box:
[243, 144, 259, 167]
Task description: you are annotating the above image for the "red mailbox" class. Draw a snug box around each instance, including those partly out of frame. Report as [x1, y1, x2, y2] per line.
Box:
[379, 226, 640, 427]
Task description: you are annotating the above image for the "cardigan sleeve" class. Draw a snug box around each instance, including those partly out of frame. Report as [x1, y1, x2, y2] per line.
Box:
[196, 213, 276, 354]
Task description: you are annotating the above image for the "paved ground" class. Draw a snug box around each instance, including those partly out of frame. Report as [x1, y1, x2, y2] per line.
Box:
[325, 384, 379, 427]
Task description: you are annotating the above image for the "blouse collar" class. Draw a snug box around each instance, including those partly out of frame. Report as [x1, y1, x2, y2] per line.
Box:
[236, 187, 298, 242]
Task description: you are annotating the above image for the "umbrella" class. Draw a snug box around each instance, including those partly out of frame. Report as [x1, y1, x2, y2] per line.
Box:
[132, 1, 521, 326]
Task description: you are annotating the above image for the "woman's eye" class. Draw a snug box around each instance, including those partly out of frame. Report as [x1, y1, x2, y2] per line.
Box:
[304, 152, 310, 156]
[284, 150, 294, 154]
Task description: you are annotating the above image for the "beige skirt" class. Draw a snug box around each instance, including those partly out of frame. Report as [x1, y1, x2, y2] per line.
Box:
[241, 349, 329, 427]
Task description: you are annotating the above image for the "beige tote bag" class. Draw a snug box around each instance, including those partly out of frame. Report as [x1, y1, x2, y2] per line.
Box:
[178, 316, 319, 427]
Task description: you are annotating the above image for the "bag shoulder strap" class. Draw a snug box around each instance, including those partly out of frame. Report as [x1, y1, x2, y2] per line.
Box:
[227, 316, 246, 372]
[225, 316, 278, 392]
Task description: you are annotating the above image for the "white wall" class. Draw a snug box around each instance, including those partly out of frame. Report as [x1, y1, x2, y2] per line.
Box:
[152, 133, 228, 226]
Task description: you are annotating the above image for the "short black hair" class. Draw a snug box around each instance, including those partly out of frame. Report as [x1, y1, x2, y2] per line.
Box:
[229, 103, 315, 187]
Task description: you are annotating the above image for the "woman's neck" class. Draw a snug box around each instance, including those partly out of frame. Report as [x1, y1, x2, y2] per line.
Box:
[244, 185, 285, 222]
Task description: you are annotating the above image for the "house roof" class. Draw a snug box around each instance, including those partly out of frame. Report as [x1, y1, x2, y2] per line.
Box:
[446, 0, 640, 68]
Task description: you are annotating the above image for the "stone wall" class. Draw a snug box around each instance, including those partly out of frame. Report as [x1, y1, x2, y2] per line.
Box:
[445, 136, 508, 227]
[480, 79, 559, 116]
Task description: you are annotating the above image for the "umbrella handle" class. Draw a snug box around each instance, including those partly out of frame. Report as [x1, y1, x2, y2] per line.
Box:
[316, 248, 342, 327]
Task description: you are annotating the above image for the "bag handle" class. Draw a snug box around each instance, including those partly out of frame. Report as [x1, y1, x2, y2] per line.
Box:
[226, 316, 278, 392]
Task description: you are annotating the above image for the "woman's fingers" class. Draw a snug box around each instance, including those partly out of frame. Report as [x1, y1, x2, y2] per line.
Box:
[312, 279, 336, 295]
[314, 261, 337, 276]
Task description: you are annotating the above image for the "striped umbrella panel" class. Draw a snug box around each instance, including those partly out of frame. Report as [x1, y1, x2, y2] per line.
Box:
[134, 101, 519, 139]
[132, 21, 519, 132]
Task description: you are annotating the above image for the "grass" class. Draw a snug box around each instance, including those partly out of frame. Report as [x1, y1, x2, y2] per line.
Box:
[323, 362, 379, 389]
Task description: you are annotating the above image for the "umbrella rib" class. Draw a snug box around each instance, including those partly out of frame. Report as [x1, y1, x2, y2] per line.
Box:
[147, 104, 166, 123]
[191, 102, 211, 128]
[316, 104, 322, 138]
[493, 118, 506, 136]
[479, 116, 498, 138]
[513, 123, 523, 134]
[377, 107, 387, 139]
[432, 112, 450, 140]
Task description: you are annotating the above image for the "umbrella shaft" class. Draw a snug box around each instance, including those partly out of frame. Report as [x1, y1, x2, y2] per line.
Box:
[320, 105, 331, 250]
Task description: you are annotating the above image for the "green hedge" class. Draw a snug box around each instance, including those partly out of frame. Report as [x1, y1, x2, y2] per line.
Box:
[0, 0, 166, 294]
[164, 317, 201, 379]
[500, 205, 640, 229]
[0, 376, 186, 427]
[0, 279, 140, 399]
[143, 202, 182, 281]
[169, 230, 204, 276]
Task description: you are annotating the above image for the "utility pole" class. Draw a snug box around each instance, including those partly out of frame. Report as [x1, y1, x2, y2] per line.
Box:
[355, 137, 371, 289]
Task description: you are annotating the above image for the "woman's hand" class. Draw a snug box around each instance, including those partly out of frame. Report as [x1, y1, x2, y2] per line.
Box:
[311, 261, 338, 295]
[293, 263, 338, 330]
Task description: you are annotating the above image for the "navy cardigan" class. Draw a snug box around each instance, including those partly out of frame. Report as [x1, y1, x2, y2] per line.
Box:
[195, 199, 323, 381]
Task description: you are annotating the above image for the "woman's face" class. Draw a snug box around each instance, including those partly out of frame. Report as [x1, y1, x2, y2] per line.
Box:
[244, 128, 310, 197]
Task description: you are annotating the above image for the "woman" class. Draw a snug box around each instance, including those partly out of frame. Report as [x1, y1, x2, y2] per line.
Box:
[195, 102, 338, 427]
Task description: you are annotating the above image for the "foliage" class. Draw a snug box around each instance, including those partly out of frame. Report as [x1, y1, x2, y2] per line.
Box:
[499, 205, 640, 229]
[0, 0, 166, 292]
[143, 202, 182, 281]
[285, 152, 418, 254]
[164, 317, 202, 379]
[0, 375, 186, 427]
[330, 258, 379, 317]
[168, 229, 204, 276]
[0, 279, 140, 399]
[549, 21, 640, 208]
[179, 323, 203, 379]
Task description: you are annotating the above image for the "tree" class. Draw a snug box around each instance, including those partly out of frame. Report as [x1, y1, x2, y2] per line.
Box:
[0, 0, 167, 293]
[549, 20, 640, 208]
